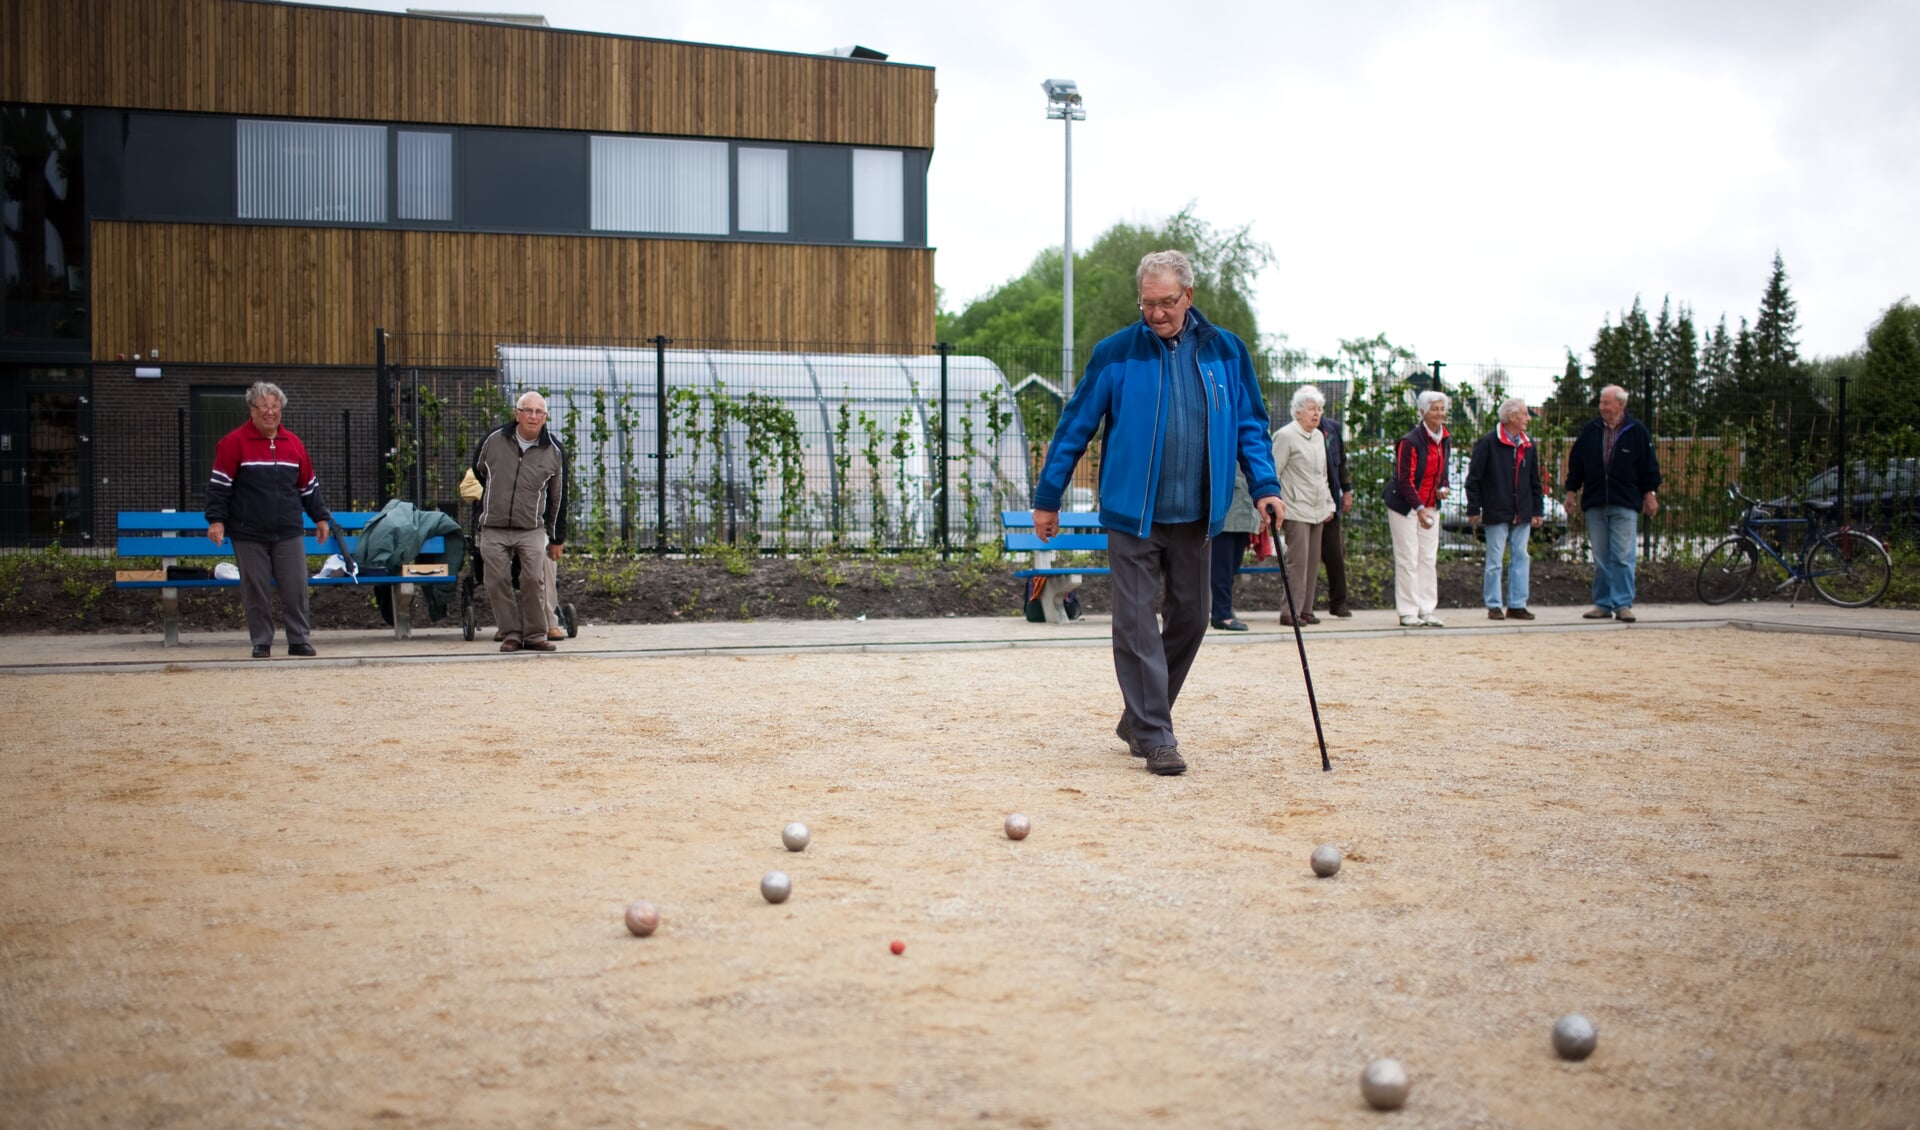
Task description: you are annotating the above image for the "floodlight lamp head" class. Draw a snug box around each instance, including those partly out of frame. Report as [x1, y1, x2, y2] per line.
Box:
[1042, 78, 1086, 119]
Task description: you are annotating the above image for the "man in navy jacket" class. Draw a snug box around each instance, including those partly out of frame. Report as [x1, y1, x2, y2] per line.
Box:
[1319, 414, 1355, 617]
[1031, 251, 1284, 776]
[1563, 384, 1661, 621]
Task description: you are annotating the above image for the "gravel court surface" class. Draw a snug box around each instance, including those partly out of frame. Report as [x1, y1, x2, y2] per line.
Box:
[1, 628, 1915, 1128]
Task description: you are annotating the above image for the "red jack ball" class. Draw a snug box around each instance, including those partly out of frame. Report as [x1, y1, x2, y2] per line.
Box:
[890, 939, 905, 955]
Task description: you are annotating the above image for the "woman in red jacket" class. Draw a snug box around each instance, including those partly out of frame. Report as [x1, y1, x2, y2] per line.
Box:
[1382, 390, 1451, 627]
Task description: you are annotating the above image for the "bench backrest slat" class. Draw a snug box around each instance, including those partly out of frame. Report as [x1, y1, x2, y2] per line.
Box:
[117, 511, 389, 532]
[1000, 510, 1105, 530]
[118, 535, 444, 557]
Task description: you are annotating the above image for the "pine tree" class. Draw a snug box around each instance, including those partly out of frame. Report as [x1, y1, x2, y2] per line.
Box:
[1752, 251, 1801, 379]
[1666, 302, 1701, 432]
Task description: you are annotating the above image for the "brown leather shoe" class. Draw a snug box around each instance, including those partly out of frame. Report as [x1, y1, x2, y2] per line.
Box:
[493, 629, 506, 641]
[1506, 608, 1535, 620]
[1487, 607, 1505, 620]
[546, 626, 567, 641]
[1329, 606, 1353, 618]
[1143, 746, 1187, 776]
[499, 639, 521, 652]
[522, 638, 557, 651]
[1299, 612, 1321, 625]
[1116, 718, 1146, 758]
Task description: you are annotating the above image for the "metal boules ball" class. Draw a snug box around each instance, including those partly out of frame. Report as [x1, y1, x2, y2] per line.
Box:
[760, 870, 792, 904]
[1004, 813, 1030, 840]
[623, 899, 659, 937]
[1311, 844, 1344, 878]
[1360, 1058, 1410, 1111]
[782, 822, 810, 852]
[1553, 1014, 1598, 1061]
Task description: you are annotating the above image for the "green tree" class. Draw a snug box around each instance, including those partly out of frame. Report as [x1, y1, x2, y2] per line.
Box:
[1854, 298, 1920, 434]
[1753, 251, 1801, 379]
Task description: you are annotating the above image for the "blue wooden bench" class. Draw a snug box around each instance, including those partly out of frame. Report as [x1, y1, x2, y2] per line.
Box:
[115, 511, 456, 646]
[1001, 511, 1280, 624]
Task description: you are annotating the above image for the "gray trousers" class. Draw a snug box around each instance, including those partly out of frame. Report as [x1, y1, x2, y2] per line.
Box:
[1109, 520, 1210, 752]
[1281, 518, 1324, 618]
[479, 526, 550, 643]
[233, 535, 312, 649]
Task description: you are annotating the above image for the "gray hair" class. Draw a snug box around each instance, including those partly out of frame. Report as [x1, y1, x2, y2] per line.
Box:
[515, 390, 548, 411]
[1600, 384, 1630, 405]
[1416, 390, 1449, 414]
[1498, 397, 1530, 425]
[1136, 249, 1196, 291]
[245, 381, 286, 409]
[1290, 385, 1327, 414]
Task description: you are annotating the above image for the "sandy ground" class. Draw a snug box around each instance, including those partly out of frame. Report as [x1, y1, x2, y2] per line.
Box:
[2, 628, 1916, 1129]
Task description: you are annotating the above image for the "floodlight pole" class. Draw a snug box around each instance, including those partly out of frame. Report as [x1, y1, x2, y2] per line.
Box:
[1044, 80, 1085, 397]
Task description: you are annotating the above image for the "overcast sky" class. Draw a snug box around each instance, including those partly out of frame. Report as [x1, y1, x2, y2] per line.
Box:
[346, 0, 1916, 398]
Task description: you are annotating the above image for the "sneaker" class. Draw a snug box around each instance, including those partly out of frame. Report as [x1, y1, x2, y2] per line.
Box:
[1329, 605, 1353, 618]
[288, 642, 317, 657]
[1211, 618, 1249, 631]
[1582, 606, 1613, 619]
[500, 639, 522, 652]
[547, 626, 567, 641]
[1506, 608, 1535, 621]
[1399, 615, 1421, 627]
[1420, 615, 1446, 628]
[1116, 718, 1146, 758]
[251, 644, 271, 659]
[1614, 607, 1637, 623]
[1143, 745, 1187, 776]
[522, 638, 557, 652]
[1487, 608, 1505, 620]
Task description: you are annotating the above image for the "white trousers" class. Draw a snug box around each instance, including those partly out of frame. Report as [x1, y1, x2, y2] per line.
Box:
[1388, 508, 1440, 619]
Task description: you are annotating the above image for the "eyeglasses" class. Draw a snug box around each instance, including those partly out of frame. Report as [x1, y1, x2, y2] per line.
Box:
[1137, 293, 1189, 313]
[516, 407, 548, 416]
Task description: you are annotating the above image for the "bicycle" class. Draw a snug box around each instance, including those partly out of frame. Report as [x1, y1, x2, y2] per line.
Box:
[1696, 485, 1892, 607]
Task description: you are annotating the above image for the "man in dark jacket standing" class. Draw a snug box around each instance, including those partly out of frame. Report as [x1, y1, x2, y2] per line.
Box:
[206, 381, 332, 659]
[1032, 250, 1285, 777]
[1564, 384, 1661, 622]
[1318, 413, 1355, 617]
[470, 391, 567, 652]
[1465, 397, 1544, 620]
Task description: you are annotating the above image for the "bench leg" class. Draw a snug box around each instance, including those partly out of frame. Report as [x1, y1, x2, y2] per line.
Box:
[392, 583, 416, 640]
[161, 587, 180, 648]
[1040, 575, 1081, 625]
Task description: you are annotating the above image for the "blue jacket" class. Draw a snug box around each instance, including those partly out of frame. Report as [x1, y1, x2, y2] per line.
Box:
[1033, 308, 1280, 538]
[1564, 413, 1661, 510]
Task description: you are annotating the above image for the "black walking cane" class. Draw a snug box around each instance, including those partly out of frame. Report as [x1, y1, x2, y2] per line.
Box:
[1270, 513, 1332, 771]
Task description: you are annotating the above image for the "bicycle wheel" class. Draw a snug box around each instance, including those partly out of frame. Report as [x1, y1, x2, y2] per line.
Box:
[1807, 529, 1891, 607]
[1696, 537, 1759, 604]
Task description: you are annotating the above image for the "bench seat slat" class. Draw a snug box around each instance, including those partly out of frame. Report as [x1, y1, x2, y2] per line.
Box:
[115, 511, 388, 532]
[1002, 533, 1108, 552]
[115, 576, 457, 589]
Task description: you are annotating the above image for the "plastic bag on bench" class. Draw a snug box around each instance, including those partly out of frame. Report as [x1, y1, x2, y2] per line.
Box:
[214, 562, 240, 580]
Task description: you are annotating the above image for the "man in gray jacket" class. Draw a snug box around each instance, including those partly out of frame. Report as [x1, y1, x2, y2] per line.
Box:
[470, 391, 567, 652]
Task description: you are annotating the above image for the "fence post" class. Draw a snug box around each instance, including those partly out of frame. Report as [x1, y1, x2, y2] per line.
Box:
[374, 327, 389, 502]
[1836, 374, 1849, 526]
[1641, 367, 1654, 560]
[410, 367, 423, 506]
[653, 334, 670, 555]
[341, 409, 352, 508]
[937, 341, 952, 559]
[177, 406, 188, 510]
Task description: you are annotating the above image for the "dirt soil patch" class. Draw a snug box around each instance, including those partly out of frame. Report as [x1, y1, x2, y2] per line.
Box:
[2, 629, 1914, 1126]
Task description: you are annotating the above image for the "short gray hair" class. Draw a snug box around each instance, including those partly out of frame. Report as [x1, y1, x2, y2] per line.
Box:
[1600, 384, 1630, 405]
[1498, 397, 1530, 425]
[1290, 385, 1327, 414]
[515, 390, 548, 411]
[1136, 249, 1196, 291]
[245, 381, 286, 409]
[1416, 390, 1449, 415]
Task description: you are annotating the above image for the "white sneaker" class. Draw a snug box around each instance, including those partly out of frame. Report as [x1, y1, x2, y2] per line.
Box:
[1399, 615, 1421, 627]
[1420, 614, 1446, 627]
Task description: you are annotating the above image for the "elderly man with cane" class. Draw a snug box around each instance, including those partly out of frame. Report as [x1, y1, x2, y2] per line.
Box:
[1031, 250, 1285, 777]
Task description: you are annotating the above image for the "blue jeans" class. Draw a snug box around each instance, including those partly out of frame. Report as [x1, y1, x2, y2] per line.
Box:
[1482, 521, 1531, 609]
[1585, 505, 1639, 611]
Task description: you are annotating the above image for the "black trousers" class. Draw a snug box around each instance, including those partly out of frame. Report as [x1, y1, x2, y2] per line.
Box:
[1322, 513, 1349, 611]
[1209, 531, 1250, 622]
[1109, 520, 1210, 753]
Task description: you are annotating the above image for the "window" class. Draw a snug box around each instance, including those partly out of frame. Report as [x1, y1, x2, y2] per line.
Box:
[738, 148, 789, 233]
[237, 120, 387, 223]
[2, 106, 88, 343]
[591, 136, 728, 235]
[852, 149, 904, 242]
[190, 387, 250, 499]
[397, 131, 453, 221]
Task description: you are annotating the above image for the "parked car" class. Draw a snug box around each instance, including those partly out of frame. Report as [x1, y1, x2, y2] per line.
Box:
[1766, 457, 1920, 536]
[1437, 453, 1568, 549]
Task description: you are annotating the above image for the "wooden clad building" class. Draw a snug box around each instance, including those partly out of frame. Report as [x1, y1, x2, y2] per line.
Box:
[0, 0, 939, 545]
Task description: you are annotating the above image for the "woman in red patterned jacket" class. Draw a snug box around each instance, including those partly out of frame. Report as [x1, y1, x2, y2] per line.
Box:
[205, 382, 333, 659]
[1382, 390, 1451, 627]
